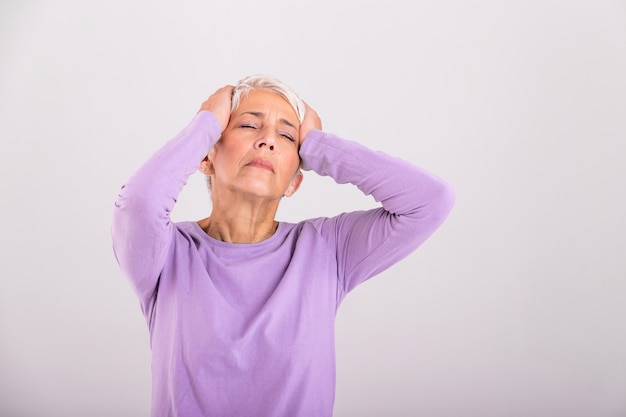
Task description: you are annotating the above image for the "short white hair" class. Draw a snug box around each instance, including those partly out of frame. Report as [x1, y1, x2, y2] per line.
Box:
[231, 75, 306, 123]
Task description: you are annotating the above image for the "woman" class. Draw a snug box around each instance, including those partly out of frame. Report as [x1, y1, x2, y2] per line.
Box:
[112, 75, 454, 417]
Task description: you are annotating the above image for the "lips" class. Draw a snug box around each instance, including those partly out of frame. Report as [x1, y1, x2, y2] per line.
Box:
[246, 157, 274, 172]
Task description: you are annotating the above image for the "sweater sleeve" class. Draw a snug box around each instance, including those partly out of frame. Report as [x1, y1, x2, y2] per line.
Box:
[111, 111, 222, 308]
[299, 129, 455, 296]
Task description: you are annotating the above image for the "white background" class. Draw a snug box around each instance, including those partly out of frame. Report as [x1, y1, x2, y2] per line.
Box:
[1, 1, 625, 416]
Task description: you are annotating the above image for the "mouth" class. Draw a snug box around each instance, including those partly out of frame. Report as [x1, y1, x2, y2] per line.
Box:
[246, 157, 274, 172]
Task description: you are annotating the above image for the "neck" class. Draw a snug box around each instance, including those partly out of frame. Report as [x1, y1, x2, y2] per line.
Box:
[198, 197, 280, 244]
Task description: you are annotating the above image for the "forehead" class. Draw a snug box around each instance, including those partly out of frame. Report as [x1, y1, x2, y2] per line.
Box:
[234, 89, 299, 124]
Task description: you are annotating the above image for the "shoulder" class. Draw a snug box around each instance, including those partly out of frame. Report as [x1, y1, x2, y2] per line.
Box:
[282, 213, 356, 244]
[283, 216, 331, 235]
[170, 221, 209, 248]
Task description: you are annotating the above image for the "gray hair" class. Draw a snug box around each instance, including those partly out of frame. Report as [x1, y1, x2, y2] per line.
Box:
[231, 75, 306, 123]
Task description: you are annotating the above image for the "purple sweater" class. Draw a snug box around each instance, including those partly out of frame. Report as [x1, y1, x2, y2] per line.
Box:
[111, 111, 454, 417]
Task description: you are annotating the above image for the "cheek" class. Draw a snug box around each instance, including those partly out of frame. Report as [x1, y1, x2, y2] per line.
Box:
[283, 151, 301, 174]
[213, 140, 245, 167]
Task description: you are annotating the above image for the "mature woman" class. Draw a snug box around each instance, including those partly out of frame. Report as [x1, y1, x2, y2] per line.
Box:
[112, 75, 454, 417]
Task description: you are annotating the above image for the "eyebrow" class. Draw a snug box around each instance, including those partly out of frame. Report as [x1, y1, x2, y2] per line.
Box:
[241, 111, 297, 129]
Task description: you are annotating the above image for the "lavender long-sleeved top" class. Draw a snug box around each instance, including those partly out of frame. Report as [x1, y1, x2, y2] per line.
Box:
[111, 111, 454, 417]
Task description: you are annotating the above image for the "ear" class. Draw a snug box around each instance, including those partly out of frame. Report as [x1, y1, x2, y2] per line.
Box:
[198, 148, 216, 175]
[284, 170, 303, 197]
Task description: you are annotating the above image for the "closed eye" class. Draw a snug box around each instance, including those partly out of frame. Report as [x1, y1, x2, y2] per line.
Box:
[281, 133, 295, 142]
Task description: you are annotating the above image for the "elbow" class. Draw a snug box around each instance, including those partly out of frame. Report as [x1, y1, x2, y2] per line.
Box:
[429, 179, 456, 225]
[403, 178, 455, 228]
[438, 180, 456, 215]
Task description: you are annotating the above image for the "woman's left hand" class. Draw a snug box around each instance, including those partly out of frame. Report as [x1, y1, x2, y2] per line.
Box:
[299, 101, 322, 146]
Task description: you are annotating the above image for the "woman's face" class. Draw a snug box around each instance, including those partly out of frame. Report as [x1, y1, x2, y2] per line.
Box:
[206, 89, 303, 202]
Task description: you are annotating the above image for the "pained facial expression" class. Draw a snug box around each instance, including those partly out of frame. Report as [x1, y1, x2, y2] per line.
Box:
[206, 89, 303, 202]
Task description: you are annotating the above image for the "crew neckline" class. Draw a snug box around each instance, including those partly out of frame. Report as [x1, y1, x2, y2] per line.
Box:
[189, 221, 287, 248]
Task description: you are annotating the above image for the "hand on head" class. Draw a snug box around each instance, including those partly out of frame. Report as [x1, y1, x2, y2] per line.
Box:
[198, 85, 235, 132]
[299, 101, 322, 146]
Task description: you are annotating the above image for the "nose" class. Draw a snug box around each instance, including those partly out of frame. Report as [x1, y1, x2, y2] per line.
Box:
[255, 141, 274, 151]
[254, 129, 276, 151]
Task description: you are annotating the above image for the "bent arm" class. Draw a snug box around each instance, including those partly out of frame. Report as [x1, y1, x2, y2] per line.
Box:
[300, 129, 455, 295]
[111, 111, 222, 306]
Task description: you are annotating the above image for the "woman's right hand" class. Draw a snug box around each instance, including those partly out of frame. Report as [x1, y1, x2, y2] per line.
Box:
[198, 85, 234, 132]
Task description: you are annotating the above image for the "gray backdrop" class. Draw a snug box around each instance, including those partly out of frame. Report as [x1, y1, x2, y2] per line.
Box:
[1, 1, 625, 416]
